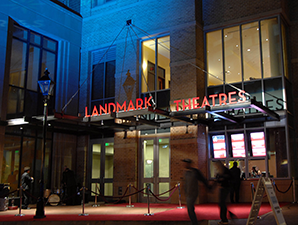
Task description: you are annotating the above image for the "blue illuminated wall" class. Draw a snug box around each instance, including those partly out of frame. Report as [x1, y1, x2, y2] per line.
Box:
[0, 0, 82, 117]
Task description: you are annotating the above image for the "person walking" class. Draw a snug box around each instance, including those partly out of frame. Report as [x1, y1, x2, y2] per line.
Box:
[62, 167, 77, 205]
[230, 161, 241, 203]
[214, 161, 233, 225]
[182, 159, 211, 225]
[21, 166, 34, 209]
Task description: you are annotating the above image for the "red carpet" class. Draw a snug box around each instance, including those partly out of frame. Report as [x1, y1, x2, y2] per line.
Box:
[0, 202, 288, 222]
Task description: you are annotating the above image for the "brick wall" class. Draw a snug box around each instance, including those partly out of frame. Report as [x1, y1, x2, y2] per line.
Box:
[203, 0, 284, 27]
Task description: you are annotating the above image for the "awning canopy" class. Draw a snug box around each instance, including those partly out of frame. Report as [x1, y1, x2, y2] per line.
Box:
[4, 98, 280, 136]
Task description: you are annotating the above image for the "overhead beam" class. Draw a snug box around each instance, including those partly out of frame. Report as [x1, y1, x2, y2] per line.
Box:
[250, 98, 280, 121]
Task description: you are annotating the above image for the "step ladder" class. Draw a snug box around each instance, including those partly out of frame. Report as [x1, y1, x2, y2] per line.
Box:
[246, 177, 286, 225]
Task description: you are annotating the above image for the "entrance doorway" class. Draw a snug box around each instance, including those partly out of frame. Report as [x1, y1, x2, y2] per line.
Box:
[90, 138, 114, 201]
[140, 137, 170, 203]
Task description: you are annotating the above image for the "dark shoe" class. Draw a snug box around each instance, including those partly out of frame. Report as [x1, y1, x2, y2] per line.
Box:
[218, 221, 229, 225]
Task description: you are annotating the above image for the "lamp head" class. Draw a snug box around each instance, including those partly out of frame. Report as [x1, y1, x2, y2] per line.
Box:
[38, 68, 55, 96]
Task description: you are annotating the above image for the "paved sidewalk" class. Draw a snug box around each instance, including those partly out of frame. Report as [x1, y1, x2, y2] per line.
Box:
[209, 202, 298, 225]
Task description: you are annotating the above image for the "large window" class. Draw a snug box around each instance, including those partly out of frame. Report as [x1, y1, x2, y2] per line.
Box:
[141, 36, 170, 109]
[8, 23, 57, 117]
[206, 17, 288, 113]
[209, 127, 288, 179]
[91, 47, 116, 109]
[1, 127, 52, 200]
[207, 17, 286, 86]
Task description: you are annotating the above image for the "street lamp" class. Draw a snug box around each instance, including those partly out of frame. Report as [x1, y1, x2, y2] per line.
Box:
[34, 68, 55, 218]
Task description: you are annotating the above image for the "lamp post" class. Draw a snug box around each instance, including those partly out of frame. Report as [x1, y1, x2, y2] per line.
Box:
[34, 68, 55, 218]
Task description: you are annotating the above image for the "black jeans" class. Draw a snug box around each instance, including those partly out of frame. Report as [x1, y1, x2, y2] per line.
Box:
[186, 196, 198, 225]
[22, 189, 30, 208]
[219, 187, 230, 222]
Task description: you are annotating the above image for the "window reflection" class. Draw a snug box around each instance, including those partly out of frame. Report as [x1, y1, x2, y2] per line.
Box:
[261, 18, 282, 78]
[142, 36, 170, 92]
[207, 17, 286, 86]
[207, 30, 223, 86]
[224, 26, 241, 83]
[242, 22, 262, 81]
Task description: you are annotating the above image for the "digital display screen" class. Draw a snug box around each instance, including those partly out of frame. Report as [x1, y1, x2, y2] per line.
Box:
[231, 133, 246, 157]
[250, 132, 266, 157]
[212, 135, 226, 158]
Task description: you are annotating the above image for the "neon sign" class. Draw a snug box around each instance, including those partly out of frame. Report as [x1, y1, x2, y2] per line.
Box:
[173, 90, 246, 111]
[84, 90, 247, 118]
[85, 96, 153, 117]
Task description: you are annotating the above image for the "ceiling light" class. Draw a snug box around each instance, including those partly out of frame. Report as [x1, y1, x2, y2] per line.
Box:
[247, 49, 251, 51]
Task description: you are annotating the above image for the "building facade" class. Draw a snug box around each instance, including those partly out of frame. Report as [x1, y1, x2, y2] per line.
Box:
[0, 0, 297, 205]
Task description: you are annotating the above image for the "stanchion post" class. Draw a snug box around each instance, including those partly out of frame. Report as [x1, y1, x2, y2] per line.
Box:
[126, 183, 134, 208]
[15, 187, 25, 217]
[176, 182, 184, 209]
[79, 187, 88, 216]
[92, 192, 98, 207]
[144, 184, 153, 216]
[293, 177, 296, 203]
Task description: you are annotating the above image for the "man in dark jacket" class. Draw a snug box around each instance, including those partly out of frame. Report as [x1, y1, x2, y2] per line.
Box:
[21, 166, 34, 209]
[182, 159, 211, 225]
[62, 167, 77, 205]
[230, 161, 241, 203]
[214, 161, 233, 225]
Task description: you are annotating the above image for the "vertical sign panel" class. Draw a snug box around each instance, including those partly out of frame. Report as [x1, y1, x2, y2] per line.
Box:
[251, 132, 266, 157]
[231, 133, 246, 157]
[212, 135, 226, 158]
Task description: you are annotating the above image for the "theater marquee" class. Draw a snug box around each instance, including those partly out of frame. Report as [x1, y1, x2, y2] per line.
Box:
[84, 90, 248, 118]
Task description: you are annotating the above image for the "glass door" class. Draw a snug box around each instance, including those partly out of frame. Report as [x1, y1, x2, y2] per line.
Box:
[90, 139, 114, 201]
[141, 137, 170, 203]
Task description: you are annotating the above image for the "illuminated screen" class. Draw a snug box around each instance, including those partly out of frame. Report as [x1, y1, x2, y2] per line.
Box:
[212, 135, 226, 158]
[250, 132, 266, 157]
[231, 133, 245, 157]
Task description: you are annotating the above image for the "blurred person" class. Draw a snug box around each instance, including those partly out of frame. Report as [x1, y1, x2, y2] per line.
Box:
[214, 161, 235, 225]
[182, 159, 211, 225]
[21, 166, 34, 209]
[62, 167, 77, 205]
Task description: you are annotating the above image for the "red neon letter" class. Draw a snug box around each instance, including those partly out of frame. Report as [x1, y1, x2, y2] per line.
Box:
[144, 96, 152, 108]
[99, 104, 107, 115]
[91, 105, 99, 117]
[182, 99, 191, 110]
[108, 103, 116, 114]
[192, 97, 200, 109]
[238, 90, 246, 102]
[85, 106, 90, 117]
[127, 100, 136, 111]
[228, 91, 237, 104]
[117, 101, 126, 112]
[219, 93, 227, 105]
[201, 96, 210, 108]
[136, 98, 143, 110]
[173, 100, 181, 111]
[209, 94, 218, 106]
